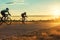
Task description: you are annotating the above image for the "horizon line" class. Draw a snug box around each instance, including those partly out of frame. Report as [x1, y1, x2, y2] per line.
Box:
[11, 15, 55, 17]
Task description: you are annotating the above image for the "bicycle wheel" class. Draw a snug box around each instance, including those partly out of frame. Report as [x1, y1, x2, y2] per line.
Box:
[0, 20, 3, 25]
[5, 17, 12, 25]
[0, 17, 3, 25]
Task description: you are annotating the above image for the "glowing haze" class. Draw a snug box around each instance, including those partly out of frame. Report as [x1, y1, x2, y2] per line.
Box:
[0, 0, 60, 16]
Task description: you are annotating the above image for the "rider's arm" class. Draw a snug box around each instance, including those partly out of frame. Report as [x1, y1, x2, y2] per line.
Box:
[25, 13, 27, 17]
[8, 11, 11, 16]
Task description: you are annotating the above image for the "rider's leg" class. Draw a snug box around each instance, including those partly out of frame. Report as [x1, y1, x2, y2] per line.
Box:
[2, 14, 7, 22]
[23, 17, 25, 24]
[4, 17, 6, 20]
[1, 17, 3, 21]
[1, 15, 4, 21]
[24, 17, 25, 22]
[22, 17, 25, 24]
[4, 14, 7, 21]
[22, 18, 24, 23]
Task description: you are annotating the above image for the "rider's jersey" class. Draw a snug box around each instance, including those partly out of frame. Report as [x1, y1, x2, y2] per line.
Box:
[21, 13, 27, 18]
[21, 13, 24, 17]
[1, 10, 8, 15]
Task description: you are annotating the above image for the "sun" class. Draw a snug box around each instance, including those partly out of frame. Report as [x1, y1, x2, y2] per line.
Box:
[53, 10, 59, 15]
[52, 7, 60, 18]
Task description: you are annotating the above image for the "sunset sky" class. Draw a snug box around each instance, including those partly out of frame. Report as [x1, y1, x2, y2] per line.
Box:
[0, 0, 60, 16]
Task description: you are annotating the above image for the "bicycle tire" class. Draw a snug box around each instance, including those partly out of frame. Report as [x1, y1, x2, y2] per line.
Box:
[5, 17, 12, 25]
[0, 17, 3, 25]
[0, 20, 3, 25]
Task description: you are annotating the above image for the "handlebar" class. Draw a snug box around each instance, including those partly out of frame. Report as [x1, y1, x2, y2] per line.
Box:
[5, 14, 11, 17]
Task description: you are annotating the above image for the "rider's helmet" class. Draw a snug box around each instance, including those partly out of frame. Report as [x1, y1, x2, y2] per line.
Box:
[6, 8, 9, 10]
[24, 12, 26, 15]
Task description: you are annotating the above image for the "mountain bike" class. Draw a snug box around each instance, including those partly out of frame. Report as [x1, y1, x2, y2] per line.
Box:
[20, 16, 28, 24]
[0, 14, 12, 25]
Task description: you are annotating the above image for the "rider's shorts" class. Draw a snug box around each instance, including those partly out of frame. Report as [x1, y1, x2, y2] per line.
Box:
[1, 12, 6, 17]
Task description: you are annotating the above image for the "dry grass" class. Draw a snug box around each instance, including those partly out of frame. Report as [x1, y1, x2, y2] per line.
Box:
[0, 22, 60, 40]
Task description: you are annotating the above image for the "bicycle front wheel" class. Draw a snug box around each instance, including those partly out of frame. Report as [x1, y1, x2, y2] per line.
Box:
[5, 17, 12, 25]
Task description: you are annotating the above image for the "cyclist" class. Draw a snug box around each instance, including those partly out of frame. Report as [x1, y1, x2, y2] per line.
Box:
[21, 12, 27, 24]
[1, 8, 11, 21]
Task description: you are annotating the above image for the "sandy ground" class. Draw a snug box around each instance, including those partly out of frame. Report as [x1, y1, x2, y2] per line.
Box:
[0, 22, 60, 40]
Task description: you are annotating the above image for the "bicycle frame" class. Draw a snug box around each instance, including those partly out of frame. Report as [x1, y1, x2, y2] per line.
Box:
[0, 14, 12, 25]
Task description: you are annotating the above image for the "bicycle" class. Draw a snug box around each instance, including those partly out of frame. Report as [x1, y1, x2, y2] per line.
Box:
[20, 16, 28, 24]
[0, 14, 12, 25]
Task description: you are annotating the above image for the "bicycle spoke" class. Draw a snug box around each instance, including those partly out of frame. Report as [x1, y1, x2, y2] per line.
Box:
[5, 17, 12, 25]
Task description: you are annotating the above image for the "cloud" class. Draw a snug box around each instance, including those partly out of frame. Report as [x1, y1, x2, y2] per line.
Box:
[6, 2, 24, 5]
[13, 0, 24, 2]
[6, 2, 14, 4]
[5, 0, 25, 5]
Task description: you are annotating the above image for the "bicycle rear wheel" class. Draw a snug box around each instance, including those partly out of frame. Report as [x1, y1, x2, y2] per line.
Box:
[0, 17, 3, 25]
[5, 17, 12, 25]
[0, 20, 3, 25]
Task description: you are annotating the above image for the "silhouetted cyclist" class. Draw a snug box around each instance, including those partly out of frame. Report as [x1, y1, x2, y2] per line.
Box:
[1, 8, 11, 21]
[21, 12, 27, 24]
